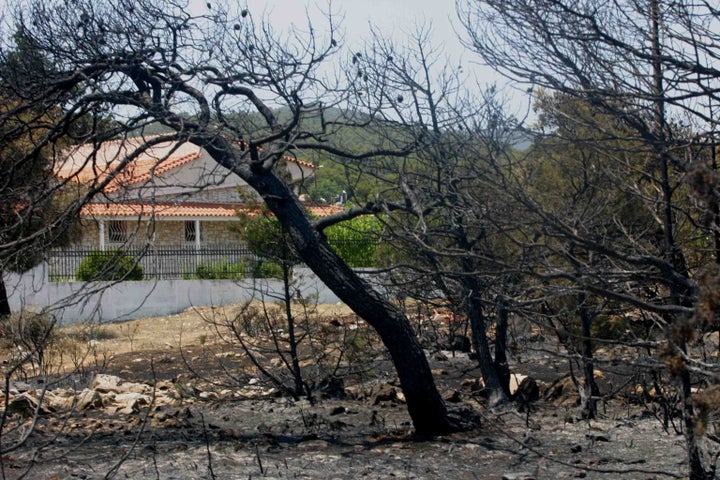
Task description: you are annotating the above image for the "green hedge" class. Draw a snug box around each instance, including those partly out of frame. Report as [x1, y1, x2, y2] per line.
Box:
[325, 215, 383, 268]
[184, 259, 283, 280]
[192, 259, 248, 280]
[252, 260, 284, 279]
[76, 249, 144, 281]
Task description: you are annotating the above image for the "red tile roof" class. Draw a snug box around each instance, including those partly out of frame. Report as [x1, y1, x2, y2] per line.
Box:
[104, 152, 202, 192]
[58, 137, 316, 188]
[81, 202, 343, 219]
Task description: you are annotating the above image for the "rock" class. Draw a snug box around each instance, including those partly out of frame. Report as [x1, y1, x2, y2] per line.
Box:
[329, 405, 346, 415]
[117, 381, 151, 395]
[502, 472, 535, 480]
[434, 352, 449, 361]
[44, 390, 77, 411]
[9, 381, 31, 393]
[317, 376, 345, 398]
[443, 390, 462, 403]
[343, 385, 364, 399]
[701, 331, 720, 352]
[172, 382, 198, 399]
[544, 375, 578, 405]
[91, 374, 149, 395]
[91, 374, 122, 393]
[114, 392, 151, 414]
[296, 439, 330, 451]
[514, 377, 540, 411]
[586, 432, 611, 442]
[199, 391, 219, 401]
[370, 383, 397, 405]
[526, 332, 545, 343]
[461, 378, 485, 393]
[156, 380, 174, 390]
[76, 389, 104, 410]
[509, 373, 528, 396]
[153, 411, 169, 422]
[7, 393, 50, 417]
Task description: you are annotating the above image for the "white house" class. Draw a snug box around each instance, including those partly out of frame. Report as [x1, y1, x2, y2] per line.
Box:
[56, 135, 340, 251]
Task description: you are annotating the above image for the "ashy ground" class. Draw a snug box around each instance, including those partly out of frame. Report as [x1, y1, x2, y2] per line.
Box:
[0, 303, 692, 479]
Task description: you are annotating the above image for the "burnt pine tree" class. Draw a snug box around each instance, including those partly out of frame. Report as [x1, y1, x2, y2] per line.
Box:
[336, 28, 524, 406]
[460, 0, 720, 476]
[7, 0, 458, 434]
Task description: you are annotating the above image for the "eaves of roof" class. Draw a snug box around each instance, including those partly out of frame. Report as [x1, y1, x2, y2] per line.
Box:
[81, 201, 343, 219]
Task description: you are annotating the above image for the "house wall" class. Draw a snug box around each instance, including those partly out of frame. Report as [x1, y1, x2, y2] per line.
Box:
[109, 154, 252, 202]
[154, 186, 255, 204]
[202, 222, 240, 244]
[4, 265, 348, 324]
[78, 219, 242, 247]
[153, 221, 184, 244]
[79, 220, 100, 246]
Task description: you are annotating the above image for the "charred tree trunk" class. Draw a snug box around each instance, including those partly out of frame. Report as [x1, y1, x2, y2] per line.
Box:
[298, 240, 456, 433]
[577, 293, 599, 419]
[281, 260, 310, 401]
[465, 285, 508, 407]
[649, 1, 704, 476]
[0, 274, 10, 318]
[211, 149, 456, 434]
[494, 296, 511, 398]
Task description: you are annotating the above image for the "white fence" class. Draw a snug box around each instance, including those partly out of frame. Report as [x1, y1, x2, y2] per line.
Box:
[4, 264, 342, 324]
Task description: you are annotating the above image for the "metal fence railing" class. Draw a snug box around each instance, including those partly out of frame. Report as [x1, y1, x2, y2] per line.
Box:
[47, 239, 379, 281]
[48, 244, 261, 281]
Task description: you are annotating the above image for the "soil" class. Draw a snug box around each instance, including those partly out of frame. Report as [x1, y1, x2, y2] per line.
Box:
[0, 304, 691, 479]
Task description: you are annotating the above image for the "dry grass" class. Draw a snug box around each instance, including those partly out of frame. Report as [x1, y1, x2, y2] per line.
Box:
[52, 302, 355, 370]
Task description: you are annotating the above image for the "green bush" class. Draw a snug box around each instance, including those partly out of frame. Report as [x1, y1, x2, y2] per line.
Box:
[194, 259, 247, 280]
[76, 249, 144, 281]
[328, 237, 378, 268]
[325, 215, 383, 268]
[253, 260, 284, 279]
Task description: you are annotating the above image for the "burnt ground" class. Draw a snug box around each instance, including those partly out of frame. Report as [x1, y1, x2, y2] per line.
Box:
[0, 305, 694, 479]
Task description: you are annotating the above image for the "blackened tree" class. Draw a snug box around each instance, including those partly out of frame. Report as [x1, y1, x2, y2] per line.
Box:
[6, 0, 458, 434]
[332, 26, 533, 406]
[459, 0, 720, 476]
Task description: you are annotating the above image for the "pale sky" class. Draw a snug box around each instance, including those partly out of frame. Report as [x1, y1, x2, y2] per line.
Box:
[240, 0, 462, 48]
[233, 0, 525, 110]
[0, 0, 526, 113]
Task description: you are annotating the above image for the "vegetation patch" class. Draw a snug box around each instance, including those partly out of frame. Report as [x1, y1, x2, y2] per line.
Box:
[76, 250, 144, 281]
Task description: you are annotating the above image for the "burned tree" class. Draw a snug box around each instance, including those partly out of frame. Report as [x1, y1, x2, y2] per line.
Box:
[460, 0, 720, 476]
[4, 0, 459, 434]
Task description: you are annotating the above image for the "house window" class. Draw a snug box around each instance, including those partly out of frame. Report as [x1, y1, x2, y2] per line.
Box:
[185, 221, 201, 243]
[108, 220, 127, 243]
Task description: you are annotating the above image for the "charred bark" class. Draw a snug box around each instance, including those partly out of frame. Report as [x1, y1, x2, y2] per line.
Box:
[204, 142, 457, 434]
[493, 296, 511, 398]
[466, 289, 508, 407]
[0, 274, 10, 317]
[578, 294, 599, 419]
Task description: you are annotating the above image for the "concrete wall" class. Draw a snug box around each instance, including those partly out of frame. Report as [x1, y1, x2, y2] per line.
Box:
[4, 265, 342, 324]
